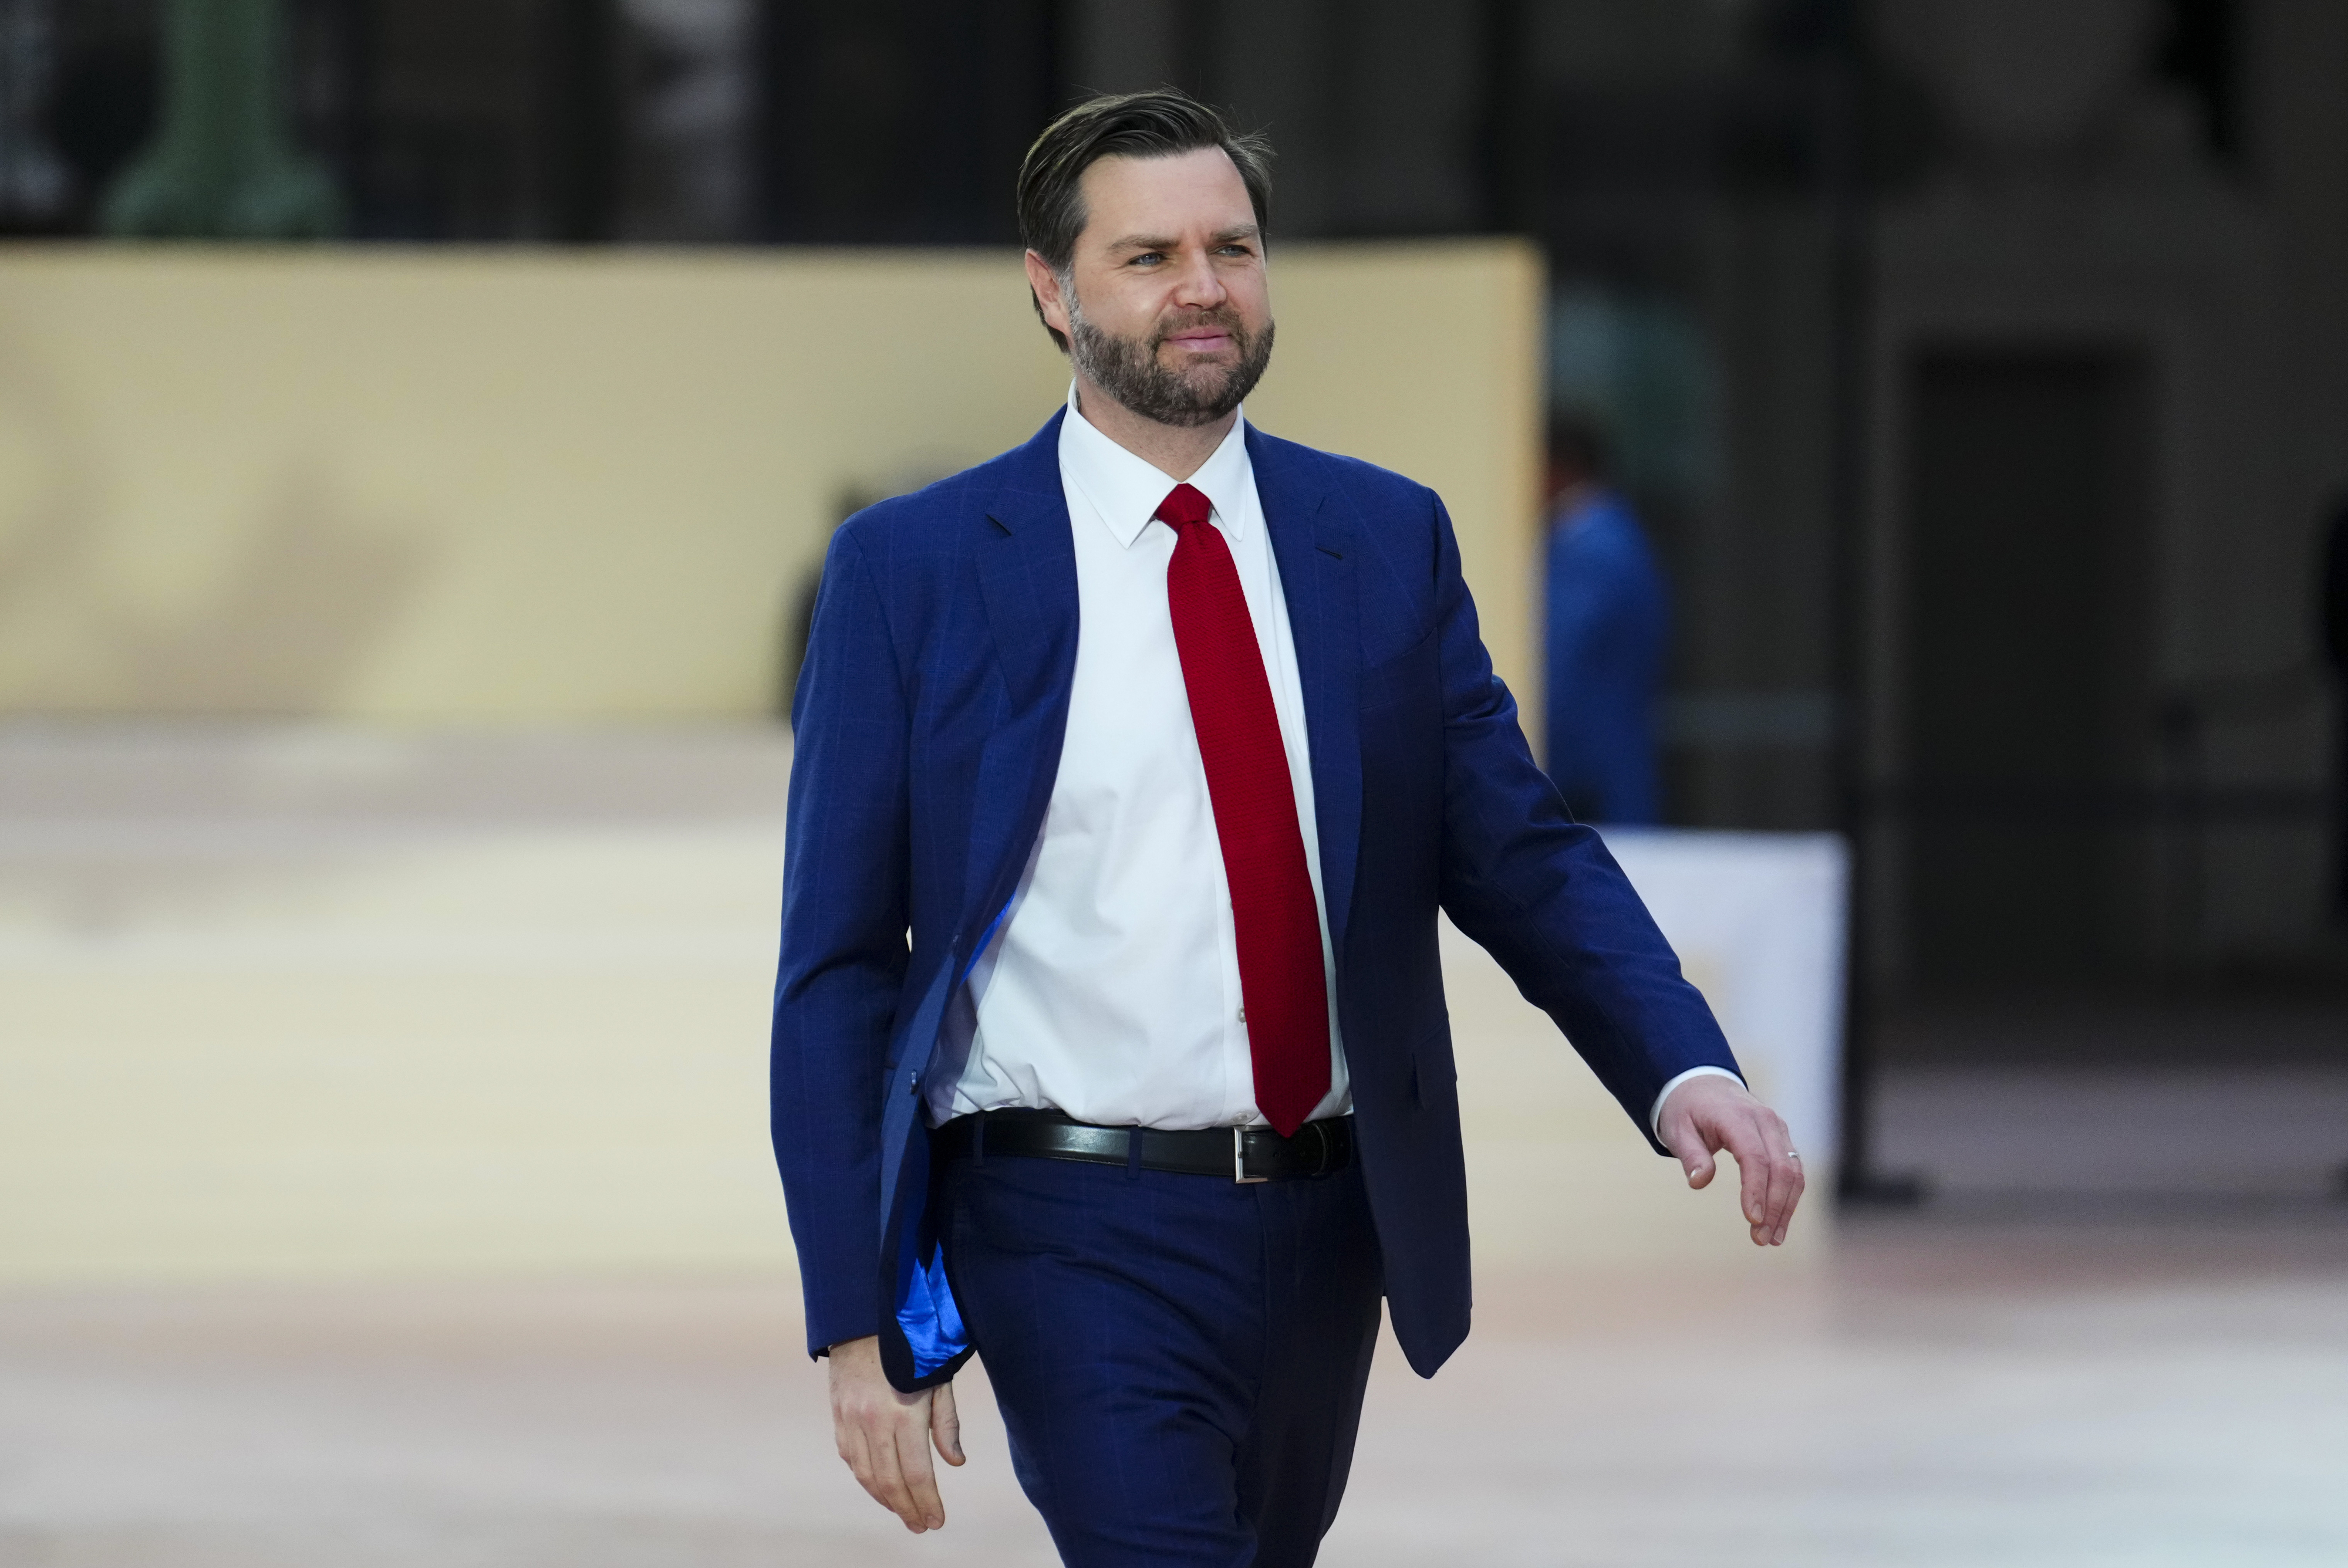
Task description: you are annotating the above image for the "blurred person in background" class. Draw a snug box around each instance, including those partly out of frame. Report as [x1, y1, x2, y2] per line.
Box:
[1543, 413, 1668, 826]
[773, 90, 1803, 1568]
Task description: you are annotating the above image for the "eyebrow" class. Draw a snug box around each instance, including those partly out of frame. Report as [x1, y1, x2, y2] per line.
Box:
[1103, 225, 1263, 252]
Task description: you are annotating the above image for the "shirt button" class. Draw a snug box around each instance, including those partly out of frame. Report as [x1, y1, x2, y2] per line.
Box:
[1237, 1008, 1246, 1022]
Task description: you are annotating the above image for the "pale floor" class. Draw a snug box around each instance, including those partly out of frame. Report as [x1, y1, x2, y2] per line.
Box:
[1876, 1069, 2348, 1198]
[5, 1218, 2348, 1568]
[7, 724, 2347, 1563]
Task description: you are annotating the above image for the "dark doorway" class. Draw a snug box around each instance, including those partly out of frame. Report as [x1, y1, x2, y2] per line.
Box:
[1902, 349, 2154, 991]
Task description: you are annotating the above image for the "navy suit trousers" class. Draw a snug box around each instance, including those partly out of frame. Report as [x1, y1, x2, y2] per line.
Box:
[941, 1147, 1384, 1567]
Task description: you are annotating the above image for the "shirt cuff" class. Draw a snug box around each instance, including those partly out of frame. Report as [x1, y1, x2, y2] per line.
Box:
[1649, 1065, 1745, 1143]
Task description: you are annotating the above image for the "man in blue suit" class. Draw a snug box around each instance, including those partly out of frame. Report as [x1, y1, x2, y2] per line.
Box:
[774, 91, 1805, 1568]
[1543, 414, 1670, 825]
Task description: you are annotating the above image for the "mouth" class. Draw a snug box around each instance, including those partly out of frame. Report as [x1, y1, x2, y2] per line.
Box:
[1160, 328, 1236, 356]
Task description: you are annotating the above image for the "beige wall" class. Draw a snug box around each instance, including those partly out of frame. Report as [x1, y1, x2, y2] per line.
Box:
[0, 251, 1831, 1295]
[0, 241, 1543, 723]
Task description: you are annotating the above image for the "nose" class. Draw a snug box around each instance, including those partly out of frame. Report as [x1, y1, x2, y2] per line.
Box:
[1169, 245, 1227, 310]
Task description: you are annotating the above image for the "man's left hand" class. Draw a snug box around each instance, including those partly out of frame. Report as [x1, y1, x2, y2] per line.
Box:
[1656, 1076, 1806, 1246]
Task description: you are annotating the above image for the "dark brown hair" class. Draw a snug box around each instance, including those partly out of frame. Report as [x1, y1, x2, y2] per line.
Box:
[1016, 90, 1274, 351]
[1548, 409, 1614, 482]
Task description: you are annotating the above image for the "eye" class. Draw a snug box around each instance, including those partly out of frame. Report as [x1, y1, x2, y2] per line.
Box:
[1217, 243, 1254, 258]
[1128, 251, 1166, 267]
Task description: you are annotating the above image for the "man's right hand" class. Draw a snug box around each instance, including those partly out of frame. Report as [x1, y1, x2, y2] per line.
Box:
[826, 1334, 964, 1532]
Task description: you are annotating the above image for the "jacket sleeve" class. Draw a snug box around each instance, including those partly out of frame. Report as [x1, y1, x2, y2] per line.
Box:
[772, 526, 911, 1355]
[1429, 495, 1738, 1150]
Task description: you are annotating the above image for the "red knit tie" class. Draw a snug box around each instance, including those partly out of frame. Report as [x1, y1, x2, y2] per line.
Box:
[1158, 482, 1331, 1136]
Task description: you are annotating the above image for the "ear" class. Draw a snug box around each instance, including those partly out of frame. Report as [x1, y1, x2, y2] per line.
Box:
[1024, 251, 1073, 343]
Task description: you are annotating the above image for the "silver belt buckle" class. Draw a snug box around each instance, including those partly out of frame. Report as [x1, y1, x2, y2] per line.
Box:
[1233, 1126, 1268, 1184]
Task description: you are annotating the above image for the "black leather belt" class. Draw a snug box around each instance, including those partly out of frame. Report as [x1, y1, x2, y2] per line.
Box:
[933, 1109, 1354, 1184]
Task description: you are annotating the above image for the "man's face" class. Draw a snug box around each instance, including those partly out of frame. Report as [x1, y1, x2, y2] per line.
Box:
[1029, 147, 1275, 428]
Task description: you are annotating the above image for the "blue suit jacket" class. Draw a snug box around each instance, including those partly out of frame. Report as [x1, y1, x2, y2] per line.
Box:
[772, 412, 1739, 1392]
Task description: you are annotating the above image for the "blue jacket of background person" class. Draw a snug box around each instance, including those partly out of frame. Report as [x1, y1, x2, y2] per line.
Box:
[1544, 489, 1669, 825]
[772, 411, 1739, 1392]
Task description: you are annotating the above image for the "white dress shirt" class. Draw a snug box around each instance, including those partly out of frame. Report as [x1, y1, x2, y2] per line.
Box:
[928, 391, 1349, 1130]
[926, 390, 1738, 1140]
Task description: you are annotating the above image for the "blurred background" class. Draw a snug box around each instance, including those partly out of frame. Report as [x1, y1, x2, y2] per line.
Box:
[2, 1, 2345, 1563]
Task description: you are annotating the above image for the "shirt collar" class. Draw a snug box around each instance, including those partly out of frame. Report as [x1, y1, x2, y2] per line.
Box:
[1060, 384, 1253, 550]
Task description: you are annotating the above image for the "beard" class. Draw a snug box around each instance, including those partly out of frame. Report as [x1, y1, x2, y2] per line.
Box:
[1068, 295, 1276, 428]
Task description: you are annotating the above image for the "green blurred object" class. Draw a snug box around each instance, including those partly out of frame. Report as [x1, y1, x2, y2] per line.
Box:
[100, 0, 343, 239]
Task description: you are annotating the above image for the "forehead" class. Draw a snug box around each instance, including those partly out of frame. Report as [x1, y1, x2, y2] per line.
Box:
[1075, 147, 1254, 241]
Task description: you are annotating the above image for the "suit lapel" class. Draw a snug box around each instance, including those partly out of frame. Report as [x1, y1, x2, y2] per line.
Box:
[966, 414, 1079, 959]
[1250, 426, 1361, 965]
[958, 418, 1362, 985]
